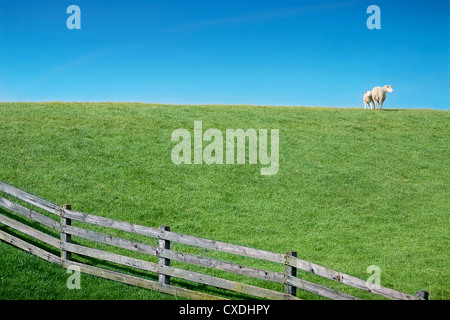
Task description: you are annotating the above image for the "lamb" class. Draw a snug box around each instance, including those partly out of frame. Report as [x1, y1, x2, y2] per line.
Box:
[363, 91, 374, 110]
[371, 85, 393, 110]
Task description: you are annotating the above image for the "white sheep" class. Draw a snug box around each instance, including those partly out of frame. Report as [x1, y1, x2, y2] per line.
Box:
[371, 85, 393, 110]
[363, 91, 374, 110]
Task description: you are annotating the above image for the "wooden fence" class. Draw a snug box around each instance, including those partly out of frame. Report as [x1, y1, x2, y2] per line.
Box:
[0, 181, 428, 300]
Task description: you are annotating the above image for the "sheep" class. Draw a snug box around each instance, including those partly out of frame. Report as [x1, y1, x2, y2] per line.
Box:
[363, 91, 374, 110]
[371, 85, 393, 110]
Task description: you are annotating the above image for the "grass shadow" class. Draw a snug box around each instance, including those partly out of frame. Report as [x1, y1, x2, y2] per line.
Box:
[382, 109, 407, 112]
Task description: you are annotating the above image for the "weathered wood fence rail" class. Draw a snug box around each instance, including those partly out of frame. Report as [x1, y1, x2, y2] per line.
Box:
[0, 181, 428, 300]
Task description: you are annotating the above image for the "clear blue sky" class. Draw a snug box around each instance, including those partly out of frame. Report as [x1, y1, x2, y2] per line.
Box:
[0, 0, 449, 109]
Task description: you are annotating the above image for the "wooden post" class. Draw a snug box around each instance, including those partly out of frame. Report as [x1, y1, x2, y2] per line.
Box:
[158, 225, 171, 286]
[284, 251, 297, 298]
[416, 290, 429, 300]
[60, 204, 72, 261]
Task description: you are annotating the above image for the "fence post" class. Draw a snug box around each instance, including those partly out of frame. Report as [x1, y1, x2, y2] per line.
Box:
[416, 290, 429, 300]
[284, 251, 297, 298]
[158, 225, 171, 286]
[60, 204, 72, 261]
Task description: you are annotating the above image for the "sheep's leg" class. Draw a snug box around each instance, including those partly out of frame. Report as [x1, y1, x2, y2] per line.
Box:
[380, 100, 383, 110]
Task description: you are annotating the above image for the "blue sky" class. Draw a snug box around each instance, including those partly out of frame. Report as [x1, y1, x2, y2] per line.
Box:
[0, 0, 448, 109]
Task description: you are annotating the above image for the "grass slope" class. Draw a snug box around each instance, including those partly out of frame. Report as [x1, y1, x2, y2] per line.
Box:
[0, 102, 448, 300]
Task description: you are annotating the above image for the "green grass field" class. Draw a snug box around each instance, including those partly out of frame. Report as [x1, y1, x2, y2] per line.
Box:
[0, 102, 448, 300]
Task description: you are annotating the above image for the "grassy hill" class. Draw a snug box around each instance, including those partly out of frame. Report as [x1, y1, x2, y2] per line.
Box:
[0, 102, 448, 299]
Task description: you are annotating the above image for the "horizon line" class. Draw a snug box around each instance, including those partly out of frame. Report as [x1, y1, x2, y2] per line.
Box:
[0, 101, 448, 111]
